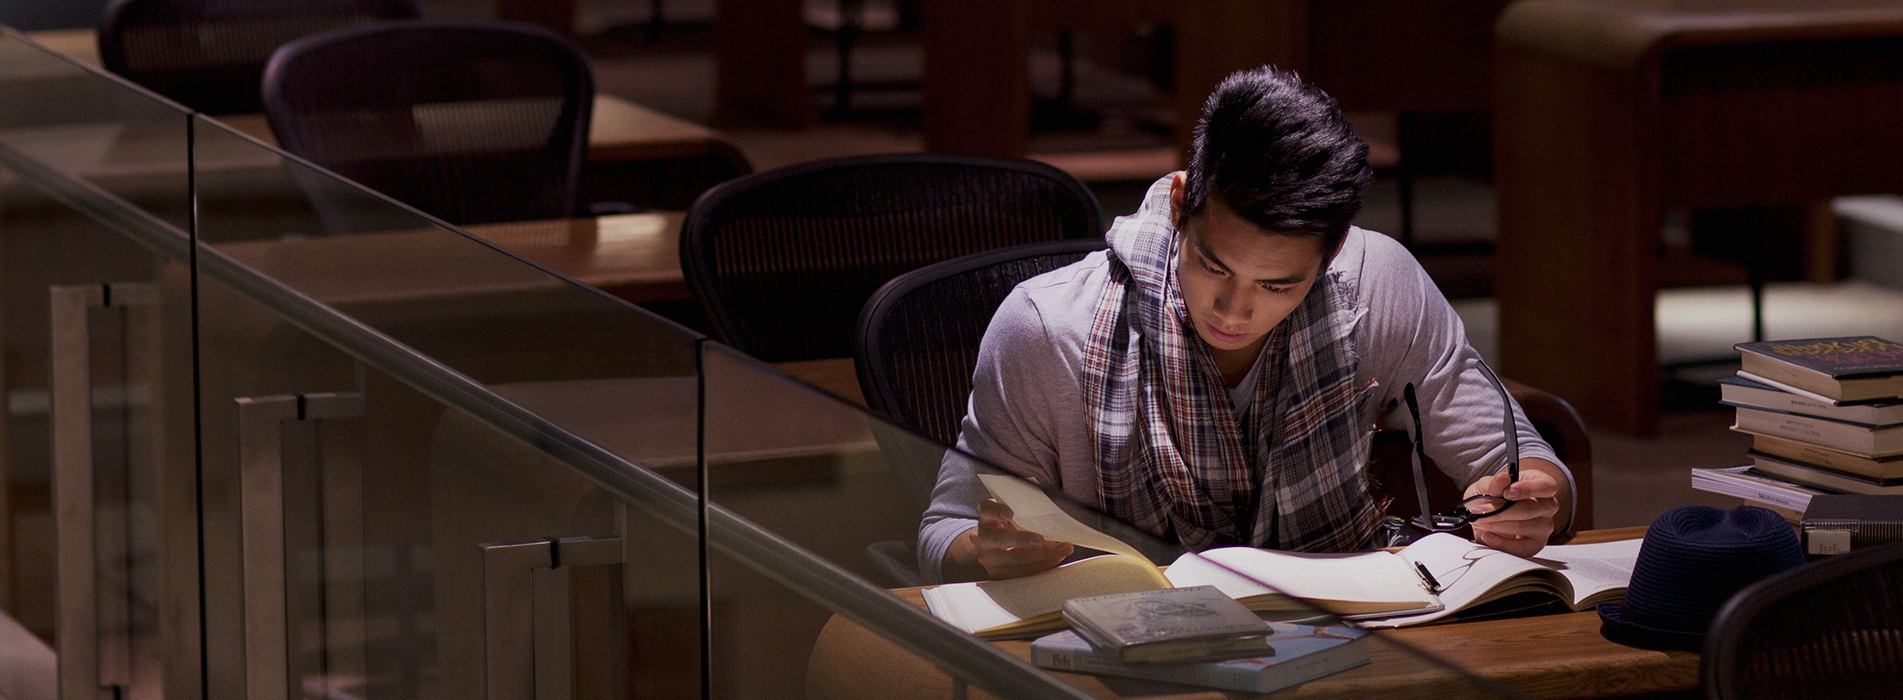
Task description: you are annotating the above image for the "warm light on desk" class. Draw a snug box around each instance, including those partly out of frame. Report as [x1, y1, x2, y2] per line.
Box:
[595, 212, 670, 244]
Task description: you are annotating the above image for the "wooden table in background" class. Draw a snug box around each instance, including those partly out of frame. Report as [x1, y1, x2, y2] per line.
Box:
[21, 28, 750, 209]
[1493, 0, 1903, 435]
[807, 527, 1696, 700]
[211, 213, 689, 306]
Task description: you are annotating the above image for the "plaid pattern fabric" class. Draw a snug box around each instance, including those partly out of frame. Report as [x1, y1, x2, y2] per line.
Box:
[1082, 179, 1381, 552]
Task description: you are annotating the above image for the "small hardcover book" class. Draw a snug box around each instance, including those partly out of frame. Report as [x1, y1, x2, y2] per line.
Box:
[1801, 495, 1903, 555]
[1720, 377, 1903, 425]
[1742, 431, 1903, 480]
[1691, 465, 1830, 514]
[1061, 585, 1273, 664]
[1032, 624, 1370, 694]
[1734, 337, 1903, 402]
[1731, 406, 1903, 458]
[1749, 452, 1903, 496]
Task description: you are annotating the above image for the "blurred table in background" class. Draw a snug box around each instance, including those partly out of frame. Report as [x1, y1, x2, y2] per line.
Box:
[24, 28, 749, 210]
[1494, 0, 1903, 435]
[214, 213, 689, 307]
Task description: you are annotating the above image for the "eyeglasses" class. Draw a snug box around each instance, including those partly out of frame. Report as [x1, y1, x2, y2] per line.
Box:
[1401, 358, 1521, 533]
[1413, 493, 1515, 531]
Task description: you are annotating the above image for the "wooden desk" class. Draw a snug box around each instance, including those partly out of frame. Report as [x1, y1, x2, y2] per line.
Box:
[211, 212, 689, 305]
[1493, 0, 1903, 435]
[807, 527, 1697, 700]
[922, 0, 1512, 159]
[20, 28, 749, 209]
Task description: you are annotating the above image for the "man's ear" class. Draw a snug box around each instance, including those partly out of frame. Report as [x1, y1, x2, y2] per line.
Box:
[1168, 171, 1187, 224]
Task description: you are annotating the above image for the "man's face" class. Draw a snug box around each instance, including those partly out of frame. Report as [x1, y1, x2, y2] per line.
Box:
[1174, 197, 1328, 357]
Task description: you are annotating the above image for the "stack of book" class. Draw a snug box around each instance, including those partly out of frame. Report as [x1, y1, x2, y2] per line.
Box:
[1031, 623, 1370, 694]
[1029, 585, 1372, 693]
[1694, 337, 1903, 521]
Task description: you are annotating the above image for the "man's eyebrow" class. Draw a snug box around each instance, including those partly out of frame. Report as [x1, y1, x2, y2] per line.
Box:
[1191, 233, 1311, 285]
[1189, 234, 1232, 273]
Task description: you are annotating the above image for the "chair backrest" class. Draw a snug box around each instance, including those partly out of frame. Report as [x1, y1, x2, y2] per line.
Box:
[680, 153, 1104, 363]
[854, 238, 1105, 513]
[1365, 376, 1595, 537]
[262, 20, 593, 226]
[857, 238, 1108, 445]
[1704, 541, 1903, 700]
[98, 0, 418, 114]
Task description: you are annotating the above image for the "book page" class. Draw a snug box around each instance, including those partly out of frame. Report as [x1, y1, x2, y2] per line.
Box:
[978, 474, 1150, 560]
[1163, 547, 1436, 610]
[921, 554, 1170, 635]
[1371, 534, 1643, 626]
[1374, 533, 1551, 626]
[1525, 538, 1643, 605]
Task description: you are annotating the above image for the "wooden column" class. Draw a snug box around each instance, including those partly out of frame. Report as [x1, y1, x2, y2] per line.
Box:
[922, 0, 1031, 157]
[713, 0, 815, 128]
[1173, 1, 1307, 161]
[1494, 27, 1663, 436]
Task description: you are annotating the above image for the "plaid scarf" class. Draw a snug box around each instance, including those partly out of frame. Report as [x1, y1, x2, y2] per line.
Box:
[1082, 179, 1380, 553]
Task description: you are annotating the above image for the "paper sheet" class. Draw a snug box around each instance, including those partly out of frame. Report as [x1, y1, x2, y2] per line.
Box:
[978, 473, 1149, 560]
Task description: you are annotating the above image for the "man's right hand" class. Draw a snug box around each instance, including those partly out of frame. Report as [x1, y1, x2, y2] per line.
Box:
[946, 498, 1074, 579]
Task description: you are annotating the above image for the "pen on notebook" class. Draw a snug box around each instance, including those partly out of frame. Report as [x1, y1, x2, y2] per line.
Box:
[1414, 562, 1442, 593]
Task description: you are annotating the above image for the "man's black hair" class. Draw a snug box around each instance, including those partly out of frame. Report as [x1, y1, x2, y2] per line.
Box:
[1179, 67, 1371, 255]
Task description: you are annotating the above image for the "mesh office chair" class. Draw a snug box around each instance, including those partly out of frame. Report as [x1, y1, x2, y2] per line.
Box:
[262, 20, 593, 227]
[680, 153, 1103, 363]
[98, 0, 418, 115]
[857, 238, 1108, 450]
[853, 239, 1105, 586]
[1365, 375, 1596, 535]
[1704, 541, 1903, 700]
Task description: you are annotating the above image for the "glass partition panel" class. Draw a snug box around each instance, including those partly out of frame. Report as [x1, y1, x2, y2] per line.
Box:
[700, 343, 1547, 700]
[696, 343, 1114, 700]
[0, 27, 191, 233]
[186, 111, 709, 700]
[188, 116, 696, 386]
[0, 27, 192, 700]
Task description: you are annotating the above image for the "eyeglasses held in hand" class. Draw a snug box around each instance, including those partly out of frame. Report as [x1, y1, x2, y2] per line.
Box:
[1401, 358, 1520, 533]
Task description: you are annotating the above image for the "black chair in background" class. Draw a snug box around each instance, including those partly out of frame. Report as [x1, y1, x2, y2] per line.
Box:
[680, 153, 1103, 363]
[852, 238, 1106, 587]
[856, 238, 1108, 451]
[98, 0, 418, 114]
[1704, 541, 1903, 700]
[262, 20, 593, 227]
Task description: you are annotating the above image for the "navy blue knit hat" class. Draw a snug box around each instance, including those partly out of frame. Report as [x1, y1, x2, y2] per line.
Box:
[1597, 505, 1804, 651]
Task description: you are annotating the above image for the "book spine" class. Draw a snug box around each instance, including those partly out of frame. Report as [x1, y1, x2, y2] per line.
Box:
[1723, 390, 1902, 426]
[1751, 457, 1902, 495]
[1754, 438, 1897, 478]
[1736, 410, 1880, 454]
[1723, 385, 1836, 417]
[1033, 642, 1363, 694]
[1691, 469, 1817, 511]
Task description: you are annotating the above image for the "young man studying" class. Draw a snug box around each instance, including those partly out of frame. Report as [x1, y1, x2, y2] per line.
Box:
[918, 67, 1575, 583]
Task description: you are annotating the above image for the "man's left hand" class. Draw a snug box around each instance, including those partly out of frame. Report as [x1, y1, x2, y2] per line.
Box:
[1464, 458, 1565, 557]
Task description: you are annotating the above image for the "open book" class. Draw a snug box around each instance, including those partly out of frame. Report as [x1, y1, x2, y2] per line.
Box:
[920, 475, 1641, 639]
